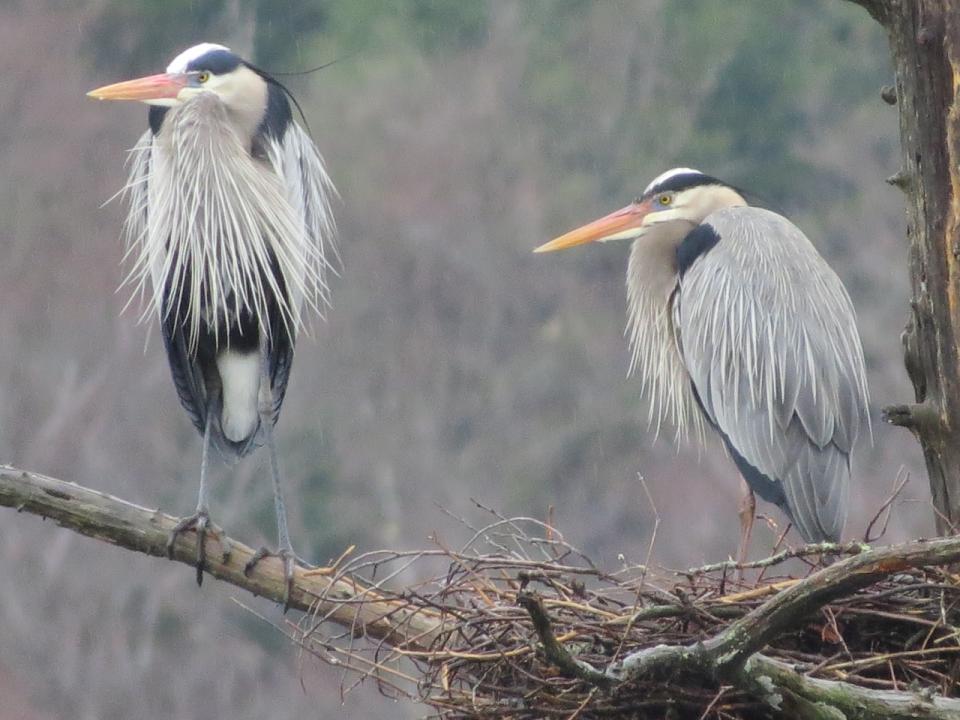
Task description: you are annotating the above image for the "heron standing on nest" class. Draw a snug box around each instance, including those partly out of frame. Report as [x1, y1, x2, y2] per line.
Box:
[89, 43, 337, 602]
[536, 168, 869, 559]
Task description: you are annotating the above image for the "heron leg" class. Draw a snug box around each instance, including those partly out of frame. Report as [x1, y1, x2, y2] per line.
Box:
[243, 347, 304, 610]
[166, 396, 232, 585]
[736, 477, 756, 578]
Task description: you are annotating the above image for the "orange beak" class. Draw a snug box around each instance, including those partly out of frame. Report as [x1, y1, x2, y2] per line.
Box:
[87, 73, 188, 102]
[534, 199, 653, 253]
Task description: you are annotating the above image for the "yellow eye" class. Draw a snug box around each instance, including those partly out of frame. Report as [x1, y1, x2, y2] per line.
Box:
[197, 71, 210, 83]
[659, 194, 672, 206]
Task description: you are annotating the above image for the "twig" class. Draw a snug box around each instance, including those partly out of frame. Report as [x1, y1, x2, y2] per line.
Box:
[699, 686, 731, 720]
[609, 474, 661, 665]
[565, 687, 597, 720]
[825, 646, 960, 674]
[688, 541, 867, 576]
[757, 521, 792, 584]
[865, 469, 911, 543]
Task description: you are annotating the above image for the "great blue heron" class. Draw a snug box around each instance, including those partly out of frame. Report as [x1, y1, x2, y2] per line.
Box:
[535, 168, 869, 557]
[88, 43, 337, 600]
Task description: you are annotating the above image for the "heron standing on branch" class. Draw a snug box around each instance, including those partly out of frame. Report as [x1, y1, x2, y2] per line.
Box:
[536, 168, 869, 558]
[89, 43, 337, 601]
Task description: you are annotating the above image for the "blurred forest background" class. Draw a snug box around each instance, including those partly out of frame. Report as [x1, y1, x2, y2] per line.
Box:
[0, 1, 921, 718]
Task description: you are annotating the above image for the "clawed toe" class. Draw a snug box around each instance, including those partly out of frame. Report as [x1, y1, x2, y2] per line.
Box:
[166, 511, 231, 586]
[244, 546, 300, 611]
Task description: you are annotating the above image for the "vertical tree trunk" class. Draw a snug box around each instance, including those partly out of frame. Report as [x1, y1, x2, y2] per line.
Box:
[855, 0, 960, 534]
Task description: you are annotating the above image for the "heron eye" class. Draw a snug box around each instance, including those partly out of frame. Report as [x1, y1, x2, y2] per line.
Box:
[659, 194, 672, 206]
[197, 71, 211, 83]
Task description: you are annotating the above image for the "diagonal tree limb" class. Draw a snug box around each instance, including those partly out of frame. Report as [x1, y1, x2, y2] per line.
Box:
[704, 536, 960, 672]
[609, 536, 960, 684]
[0, 464, 442, 650]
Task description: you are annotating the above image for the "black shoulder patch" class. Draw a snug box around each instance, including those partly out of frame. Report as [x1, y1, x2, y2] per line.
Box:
[148, 106, 168, 135]
[676, 223, 721, 277]
[256, 81, 292, 141]
[187, 48, 241, 75]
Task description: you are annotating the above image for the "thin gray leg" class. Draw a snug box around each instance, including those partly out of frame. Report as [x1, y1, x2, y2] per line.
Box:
[262, 408, 292, 553]
[167, 395, 231, 585]
[244, 343, 299, 610]
[736, 476, 756, 583]
[196, 404, 213, 514]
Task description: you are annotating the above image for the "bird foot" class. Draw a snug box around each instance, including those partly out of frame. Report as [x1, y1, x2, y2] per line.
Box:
[244, 546, 309, 611]
[166, 510, 232, 586]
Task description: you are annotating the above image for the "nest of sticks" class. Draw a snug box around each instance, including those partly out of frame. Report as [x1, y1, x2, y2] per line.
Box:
[276, 508, 960, 719]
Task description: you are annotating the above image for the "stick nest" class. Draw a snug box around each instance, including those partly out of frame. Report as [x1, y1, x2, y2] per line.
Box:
[280, 515, 960, 719]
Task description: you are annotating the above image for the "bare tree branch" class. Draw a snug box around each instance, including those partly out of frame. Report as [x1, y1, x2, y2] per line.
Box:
[608, 536, 960, 682]
[7, 463, 960, 718]
[0, 464, 441, 650]
[686, 541, 866, 575]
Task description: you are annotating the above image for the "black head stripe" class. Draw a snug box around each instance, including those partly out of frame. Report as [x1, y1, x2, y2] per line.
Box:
[186, 48, 242, 75]
[148, 105, 168, 135]
[244, 59, 312, 140]
[257, 81, 293, 141]
[644, 172, 725, 198]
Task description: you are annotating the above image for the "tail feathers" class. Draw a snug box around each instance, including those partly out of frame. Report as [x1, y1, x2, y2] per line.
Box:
[781, 443, 850, 543]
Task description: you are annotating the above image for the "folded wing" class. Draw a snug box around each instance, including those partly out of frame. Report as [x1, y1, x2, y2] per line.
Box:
[674, 206, 869, 541]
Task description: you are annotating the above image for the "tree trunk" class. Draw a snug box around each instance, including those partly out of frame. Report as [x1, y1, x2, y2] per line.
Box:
[858, 0, 960, 534]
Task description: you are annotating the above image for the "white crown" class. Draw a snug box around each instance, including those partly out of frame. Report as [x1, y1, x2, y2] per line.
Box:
[166, 43, 232, 73]
[643, 167, 704, 195]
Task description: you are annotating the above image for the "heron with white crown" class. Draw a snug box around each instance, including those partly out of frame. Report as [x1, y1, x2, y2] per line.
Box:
[536, 168, 870, 559]
[89, 43, 337, 603]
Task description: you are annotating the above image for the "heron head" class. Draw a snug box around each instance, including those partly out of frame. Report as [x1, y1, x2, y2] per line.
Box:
[535, 168, 747, 253]
[87, 43, 268, 117]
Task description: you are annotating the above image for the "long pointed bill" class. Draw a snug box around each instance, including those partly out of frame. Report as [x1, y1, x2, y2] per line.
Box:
[87, 73, 188, 102]
[534, 200, 652, 253]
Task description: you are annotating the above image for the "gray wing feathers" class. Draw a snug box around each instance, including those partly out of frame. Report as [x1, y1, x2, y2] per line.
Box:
[268, 122, 338, 322]
[677, 206, 869, 541]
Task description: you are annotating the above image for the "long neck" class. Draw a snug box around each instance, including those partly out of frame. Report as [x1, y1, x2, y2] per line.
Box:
[625, 223, 703, 442]
[146, 96, 305, 350]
